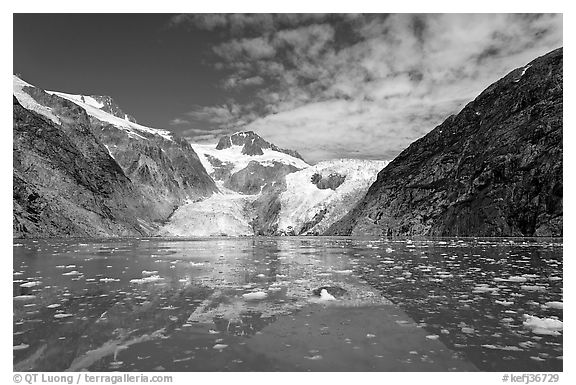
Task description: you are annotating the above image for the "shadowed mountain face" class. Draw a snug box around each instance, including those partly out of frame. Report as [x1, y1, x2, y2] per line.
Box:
[327, 48, 563, 237]
[13, 78, 217, 238]
[13, 97, 147, 237]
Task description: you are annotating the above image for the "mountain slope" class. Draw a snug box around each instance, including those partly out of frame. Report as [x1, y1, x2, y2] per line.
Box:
[13, 96, 150, 237]
[327, 48, 563, 237]
[13, 76, 216, 237]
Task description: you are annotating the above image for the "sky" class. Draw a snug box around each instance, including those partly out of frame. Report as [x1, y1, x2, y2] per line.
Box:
[13, 13, 562, 163]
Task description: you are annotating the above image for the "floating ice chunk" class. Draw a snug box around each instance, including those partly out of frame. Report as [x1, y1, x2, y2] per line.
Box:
[99, 278, 120, 282]
[521, 285, 546, 292]
[385, 248, 394, 253]
[130, 275, 164, 284]
[13, 343, 29, 350]
[189, 262, 204, 267]
[54, 313, 74, 319]
[304, 355, 323, 360]
[46, 304, 61, 308]
[242, 291, 268, 300]
[544, 301, 563, 310]
[426, 335, 439, 340]
[213, 344, 228, 350]
[334, 270, 353, 274]
[20, 281, 41, 288]
[319, 289, 336, 301]
[495, 300, 514, 306]
[62, 271, 81, 276]
[523, 315, 563, 335]
[472, 285, 499, 294]
[508, 276, 528, 283]
[142, 270, 158, 276]
[366, 333, 376, 338]
[14, 295, 36, 301]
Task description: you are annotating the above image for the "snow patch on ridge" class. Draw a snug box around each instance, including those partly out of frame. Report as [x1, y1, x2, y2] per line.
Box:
[47, 90, 174, 141]
[13, 76, 60, 124]
[193, 143, 309, 178]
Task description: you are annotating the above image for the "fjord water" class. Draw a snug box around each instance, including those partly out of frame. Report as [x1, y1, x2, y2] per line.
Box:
[13, 237, 562, 372]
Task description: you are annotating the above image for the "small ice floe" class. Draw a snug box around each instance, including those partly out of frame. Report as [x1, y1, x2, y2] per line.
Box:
[334, 269, 353, 274]
[523, 315, 563, 336]
[208, 329, 220, 334]
[53, 313, 74, 319]
[426, 335, 440, 340]
[319, 289, 336, 301]
[14, 295, 36, 301]
[385, 248, 394, 253]
[544, 301, 563, 310]
[495, 300, 514, 306]
[20, 281, 41, 288]
[62, 270, 81, 276]
[481, 344, 523, 351]
[242, 291, 268, 300]
[13, 343, 29, 350]
[130, 275, 164, 284]
[256, 274, 266, 278]
[461, 327, 475, 334]
[472, 284, 499, 294]
[189, 262, 204, 267]
[304, 355, 323, 360]
[46, 304, 61, 308]
[99, 278, 120, 283]
[213, 344, 228, 351]
[366, 333, 376, 339]
[548, 276, 562, 281]
[508, 276, 528, 283]
[142, 270, 158, 276]
[521, 285, 546, 292]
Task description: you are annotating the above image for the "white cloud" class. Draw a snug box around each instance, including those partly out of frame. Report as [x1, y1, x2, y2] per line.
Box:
[170, 14, 562, 162]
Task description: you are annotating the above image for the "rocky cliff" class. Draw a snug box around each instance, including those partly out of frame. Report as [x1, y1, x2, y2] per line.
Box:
[327, 48, 563, 237]
[13, 76, 216, 237]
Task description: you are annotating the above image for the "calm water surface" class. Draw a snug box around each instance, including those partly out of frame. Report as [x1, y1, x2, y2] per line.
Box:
[13, 237, 562, 372]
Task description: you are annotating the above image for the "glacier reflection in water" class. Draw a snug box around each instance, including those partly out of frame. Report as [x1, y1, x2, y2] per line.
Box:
[13, 237, 562, 371]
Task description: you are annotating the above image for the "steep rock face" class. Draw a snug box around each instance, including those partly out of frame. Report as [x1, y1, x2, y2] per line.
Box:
[13, 76, 217, 237]
[13, 96, 151, 237]
[90, 121, 216, 220]
[224, 161, 299, 194]
[216, 131, 304, 160]
[327, 48, 563, 237]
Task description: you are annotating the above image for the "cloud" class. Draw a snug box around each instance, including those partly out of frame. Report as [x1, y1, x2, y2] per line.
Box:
[169, 118, 190, 126]
[214, 37, 276, 61]
[170, 14, 562, 162]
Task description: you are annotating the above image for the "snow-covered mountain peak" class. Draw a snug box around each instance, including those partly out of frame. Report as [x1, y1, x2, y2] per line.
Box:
[193, 134, 309, 183]
[216, 130, 305, 160]
[13, 75, 173, 141]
